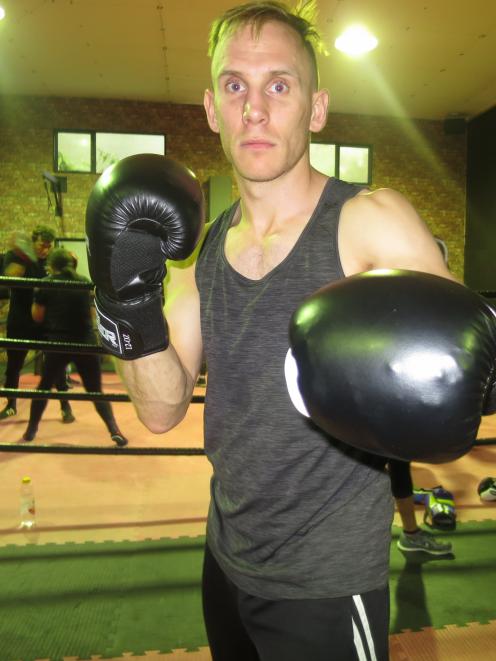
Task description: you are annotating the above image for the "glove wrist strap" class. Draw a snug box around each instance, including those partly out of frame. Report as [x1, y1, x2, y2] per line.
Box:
[95, 292, 169, 360]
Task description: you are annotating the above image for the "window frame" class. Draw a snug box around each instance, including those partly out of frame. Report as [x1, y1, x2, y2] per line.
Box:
[53, 129, 167, 174]
[310, 141, 372, 185]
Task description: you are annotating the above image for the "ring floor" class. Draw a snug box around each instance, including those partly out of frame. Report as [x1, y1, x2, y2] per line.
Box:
[0, 372, 495, 661]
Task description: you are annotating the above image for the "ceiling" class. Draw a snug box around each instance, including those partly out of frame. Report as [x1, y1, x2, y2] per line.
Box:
[0, 0, 495, 121]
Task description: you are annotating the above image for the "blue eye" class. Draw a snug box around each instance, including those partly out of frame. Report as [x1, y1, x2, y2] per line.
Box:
[226, 81, 244, 93]
[270, 81, 288, 93]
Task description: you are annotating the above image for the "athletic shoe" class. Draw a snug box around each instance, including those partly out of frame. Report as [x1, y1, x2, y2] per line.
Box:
[413, 485, 456, 531]
[111, 433, 128, 448]
[0, 406, 17, 420]
[61, 410, 76, 424]
[397, 529, 452, 555]
[478, 477, 496, 502]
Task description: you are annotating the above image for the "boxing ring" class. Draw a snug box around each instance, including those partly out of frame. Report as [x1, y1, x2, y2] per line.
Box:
[0, 274, 496, 661]
[0, 274, 207, 457]
[1, 273, 495, 455]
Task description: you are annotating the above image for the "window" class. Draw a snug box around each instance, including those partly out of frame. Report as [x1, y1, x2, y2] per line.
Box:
[309, 143, 336, 178]
[310, 142, 371, 184]
[56, 131, 92, 173]
[54, 130, 166, 174]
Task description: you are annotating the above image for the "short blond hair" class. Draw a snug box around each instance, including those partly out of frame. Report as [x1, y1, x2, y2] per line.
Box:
[208, 1, 326, 88]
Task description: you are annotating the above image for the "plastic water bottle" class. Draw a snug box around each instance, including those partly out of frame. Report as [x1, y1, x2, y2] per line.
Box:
[19, 476, 36, 529]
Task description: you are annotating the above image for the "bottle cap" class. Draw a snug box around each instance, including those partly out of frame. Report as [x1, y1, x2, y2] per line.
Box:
[22, 476, 31, 484]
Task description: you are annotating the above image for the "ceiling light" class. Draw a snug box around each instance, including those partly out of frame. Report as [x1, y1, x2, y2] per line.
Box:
[0, 6, 6, 21]
[335, 25, 378, 56]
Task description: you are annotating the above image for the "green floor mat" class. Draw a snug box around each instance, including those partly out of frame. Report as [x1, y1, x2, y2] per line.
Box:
[390, 520, 496, 633]
[0, 536, 207, 661]
[1, 520, 495, 660]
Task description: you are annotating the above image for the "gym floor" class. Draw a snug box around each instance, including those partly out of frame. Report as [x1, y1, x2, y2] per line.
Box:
[0, 370, 495, 660]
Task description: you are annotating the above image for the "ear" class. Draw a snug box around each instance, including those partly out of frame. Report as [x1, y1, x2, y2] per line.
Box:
[309, 89, 329, 133]
[204, 89, 220, 134]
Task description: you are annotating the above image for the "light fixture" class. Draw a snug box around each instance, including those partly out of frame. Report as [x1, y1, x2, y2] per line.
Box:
[335, 25, 378, 56]
[0, 6, 6, 21]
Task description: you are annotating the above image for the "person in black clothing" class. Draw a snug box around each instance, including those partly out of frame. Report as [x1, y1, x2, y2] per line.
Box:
[389, 460, 452, 555]
[0, 225, 73, 421]
[22, 248, 128, 447]
[388, 237, 453, 556]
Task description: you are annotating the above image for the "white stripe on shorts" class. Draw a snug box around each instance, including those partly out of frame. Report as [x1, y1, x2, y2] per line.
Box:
[352, 594, 377, 661]
[352, 618, 368, 661]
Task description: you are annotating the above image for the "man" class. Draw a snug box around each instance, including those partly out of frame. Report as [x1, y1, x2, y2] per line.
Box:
[198, 5, 449, 657]
[86, 2, 461, 659]
[0, 225, 74, 422]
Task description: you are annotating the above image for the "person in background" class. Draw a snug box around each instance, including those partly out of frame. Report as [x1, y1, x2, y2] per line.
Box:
[22, 248, 128, 447]
[1, 225, 74, 423]
[390, 237, 453, 556]
[64, 250, 81, 388]
[389, 460, 452, 555]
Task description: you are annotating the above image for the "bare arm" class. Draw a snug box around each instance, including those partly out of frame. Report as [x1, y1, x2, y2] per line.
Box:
[115, 246, 204, 434]
[339, 188, 456, 281]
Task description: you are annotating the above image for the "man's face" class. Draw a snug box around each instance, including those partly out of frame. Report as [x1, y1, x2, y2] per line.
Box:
[204, 21, 328, 184]
[33, 237, 53, 260]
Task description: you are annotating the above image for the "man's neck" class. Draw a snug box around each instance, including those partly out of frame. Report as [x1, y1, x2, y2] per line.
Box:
[234, 165, 328, 236]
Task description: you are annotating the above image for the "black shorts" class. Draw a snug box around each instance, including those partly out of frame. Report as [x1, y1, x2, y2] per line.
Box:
[202, 544, 390, 661]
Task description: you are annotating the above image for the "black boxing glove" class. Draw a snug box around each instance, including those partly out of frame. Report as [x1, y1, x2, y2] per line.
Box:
[85, 154, 204, 359]
[285, 269, 496, 463]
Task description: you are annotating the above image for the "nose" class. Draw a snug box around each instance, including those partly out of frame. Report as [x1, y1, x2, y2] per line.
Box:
[242, 92, 268, 125]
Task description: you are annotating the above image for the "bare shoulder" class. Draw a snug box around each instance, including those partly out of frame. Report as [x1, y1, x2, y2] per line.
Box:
[340, 187, 454, 279]
[346, 187, 421, 225]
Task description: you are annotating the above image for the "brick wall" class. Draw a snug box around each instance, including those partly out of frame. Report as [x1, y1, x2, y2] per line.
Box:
[318, 113, 466, 276]
[0, 95, 466, 277]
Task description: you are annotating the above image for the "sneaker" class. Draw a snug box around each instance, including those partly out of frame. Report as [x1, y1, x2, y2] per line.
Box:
[111, 433, 128, 448]
[0, 406, 17, 420]
[397, 529, 452, 555]
[478, 477, 496, 502]
[61, 410, 76, 424]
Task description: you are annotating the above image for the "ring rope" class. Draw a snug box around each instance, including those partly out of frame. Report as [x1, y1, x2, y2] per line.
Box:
[0, 439, 493, 456]
[472, 437, 496, 446]
[0, 276, 93, 290]
[0, 387, 205, 404]
[0, 443, 205, 455]
[0, 338, 106, 354]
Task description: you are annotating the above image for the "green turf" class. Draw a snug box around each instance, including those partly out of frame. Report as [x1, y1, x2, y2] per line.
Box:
[390, 520, 496, 633]
[0, 520, 495, 661]
[0, 536, 207, 661]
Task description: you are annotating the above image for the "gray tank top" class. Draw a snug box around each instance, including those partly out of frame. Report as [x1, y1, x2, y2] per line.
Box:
[196, 177, 394, 599]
